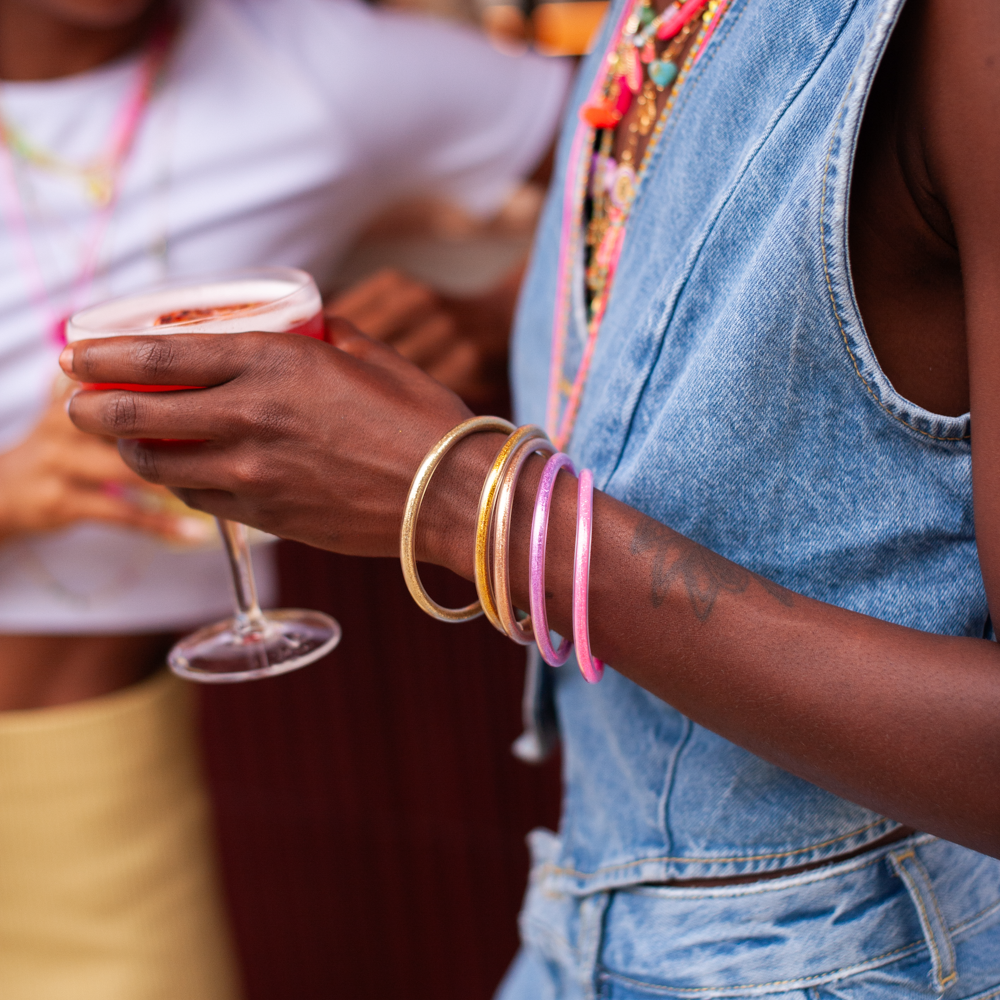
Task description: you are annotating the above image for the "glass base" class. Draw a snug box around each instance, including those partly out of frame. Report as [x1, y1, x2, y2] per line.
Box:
[168, 608, 341, 684]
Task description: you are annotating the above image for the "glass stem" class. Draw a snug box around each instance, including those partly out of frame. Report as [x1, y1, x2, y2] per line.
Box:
[216, 518, 268, 636]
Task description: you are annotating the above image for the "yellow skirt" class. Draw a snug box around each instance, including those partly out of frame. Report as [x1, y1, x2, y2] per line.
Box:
[0, 669, 241, 1000]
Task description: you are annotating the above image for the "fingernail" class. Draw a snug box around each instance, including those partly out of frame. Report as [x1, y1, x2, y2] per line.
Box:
[59, 346, 78, 378]
[175, 516, 214, 542]
[63, 387, 81, 415]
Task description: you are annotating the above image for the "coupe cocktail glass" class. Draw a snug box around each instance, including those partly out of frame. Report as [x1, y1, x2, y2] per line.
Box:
[66, 267, 341, 683]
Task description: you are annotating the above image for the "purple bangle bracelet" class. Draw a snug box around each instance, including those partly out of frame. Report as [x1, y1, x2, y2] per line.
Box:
[528, 452, 575, 667]
[573, 468, 604, 684]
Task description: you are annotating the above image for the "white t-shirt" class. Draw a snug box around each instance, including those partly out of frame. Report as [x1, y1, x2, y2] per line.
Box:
[0, 0, 569, 633]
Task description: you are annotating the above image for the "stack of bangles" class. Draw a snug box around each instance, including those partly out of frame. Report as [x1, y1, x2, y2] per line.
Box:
[399, 416, 604, 683]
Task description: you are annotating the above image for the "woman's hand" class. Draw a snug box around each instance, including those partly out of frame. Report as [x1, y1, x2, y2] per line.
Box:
[0, 382, 209, 545]
[61, 324, 482, 562]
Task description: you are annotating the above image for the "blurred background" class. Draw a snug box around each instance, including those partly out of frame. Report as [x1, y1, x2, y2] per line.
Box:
[197, 2, 605, 998]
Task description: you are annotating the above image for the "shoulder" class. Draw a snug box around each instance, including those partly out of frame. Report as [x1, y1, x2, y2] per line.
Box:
[202, 0, 563, 107]
[215, 0, 498, 63]
[907, 0, 1000, 230]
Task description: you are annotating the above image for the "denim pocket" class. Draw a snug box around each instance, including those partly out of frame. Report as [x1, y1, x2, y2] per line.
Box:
[595, 839, 1000, 1000]
[810, 903, 1000, 1000]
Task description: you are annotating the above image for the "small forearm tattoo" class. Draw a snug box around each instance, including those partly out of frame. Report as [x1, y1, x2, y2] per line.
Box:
[630, 520, 794, 620]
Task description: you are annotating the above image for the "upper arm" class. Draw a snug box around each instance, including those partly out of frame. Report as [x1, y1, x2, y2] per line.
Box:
[359, 10, 571, 215]
[251, 0, 571, 216]
[922, 0, 1000, 617]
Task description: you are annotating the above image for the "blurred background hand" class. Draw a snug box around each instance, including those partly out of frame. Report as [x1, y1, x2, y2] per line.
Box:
[0, 379, 212, 545]
[325, 266, 520, 409]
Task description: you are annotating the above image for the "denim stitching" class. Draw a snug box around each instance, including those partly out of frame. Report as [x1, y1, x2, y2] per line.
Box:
[956, 985, 1000, 1000]
[576, 0, 751, 460]
[580, 892, 612, 1000]
[890, 849, 956, 989]
[547, 852, 890, 898]
[910, 852, 957, 985]
[591, 849, 995, 996]
[949, 896, 1000, 938]
[602, 0, 851, 484]
[562, 0, 751, 447]
[898, 869, 946, 985]
[542, 818, 892, 878]
[609, 852, 891, 904]
[818, 28, 968, 443]
[601, 938, 924, 994]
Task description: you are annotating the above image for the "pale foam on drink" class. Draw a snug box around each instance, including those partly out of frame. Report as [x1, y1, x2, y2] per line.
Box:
[65, 268, 325, 393]
[66, 274, 322, 341]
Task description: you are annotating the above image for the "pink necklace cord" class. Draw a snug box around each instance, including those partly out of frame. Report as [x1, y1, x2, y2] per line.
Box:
[573, 468, 604, 683]
[0, 16, 176, 346]
[545, 0, 637, 446]
[529, 452, 577, 666]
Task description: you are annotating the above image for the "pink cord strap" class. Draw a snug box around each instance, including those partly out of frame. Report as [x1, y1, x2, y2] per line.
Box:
[573, 469, 604, 684]
[529, 452, 576, 666]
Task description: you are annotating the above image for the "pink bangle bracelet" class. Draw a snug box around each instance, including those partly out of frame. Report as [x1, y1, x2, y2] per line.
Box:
[529, 452, 576, 666]
[573, 468, 604, 684]
[494, 435, 556, 645]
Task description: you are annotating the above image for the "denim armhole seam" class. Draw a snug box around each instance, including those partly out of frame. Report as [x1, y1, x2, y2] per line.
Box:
[818, 0, 970, 446]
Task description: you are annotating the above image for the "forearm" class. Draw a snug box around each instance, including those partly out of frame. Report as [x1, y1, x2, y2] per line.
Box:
[422, 434, 1000, 856]
[59, 330, 1000, 853]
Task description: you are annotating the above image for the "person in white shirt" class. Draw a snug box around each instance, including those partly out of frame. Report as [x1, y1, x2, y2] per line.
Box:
[0, 0, 569, 995]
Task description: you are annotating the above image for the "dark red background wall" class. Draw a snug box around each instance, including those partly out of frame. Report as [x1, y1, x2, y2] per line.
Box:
[199, 543, 561, 1000]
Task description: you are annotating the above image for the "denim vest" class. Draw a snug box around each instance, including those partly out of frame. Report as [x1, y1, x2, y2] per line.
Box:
[510, 0, 988, 889]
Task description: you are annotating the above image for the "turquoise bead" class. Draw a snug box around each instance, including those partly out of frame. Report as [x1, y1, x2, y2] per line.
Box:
[649, 60, 678, 88]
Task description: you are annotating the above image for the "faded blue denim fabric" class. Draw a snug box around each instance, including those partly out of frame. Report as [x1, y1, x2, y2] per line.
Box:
[498, 833, 1000, 999]
[503, 0, 1000, 989]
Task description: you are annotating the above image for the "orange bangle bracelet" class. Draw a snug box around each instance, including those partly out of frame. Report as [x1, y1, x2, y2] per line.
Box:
[473, 424, 550, 633]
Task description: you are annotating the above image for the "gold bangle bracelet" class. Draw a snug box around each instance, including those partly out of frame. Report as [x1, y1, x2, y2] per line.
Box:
[400, 415, 515, 622]
[493, 435, 556, 644]
[474, 424, 550, 633]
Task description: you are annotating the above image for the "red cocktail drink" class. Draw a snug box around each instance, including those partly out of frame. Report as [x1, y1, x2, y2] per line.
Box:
[88, 311, 322, 391]
[66, 268, 340, 684]
[67, 272, 325, 391]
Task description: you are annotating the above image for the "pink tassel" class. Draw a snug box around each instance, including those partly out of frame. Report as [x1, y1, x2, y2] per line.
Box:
[614, 76, 634, 115]
[657, 0, 707, 39]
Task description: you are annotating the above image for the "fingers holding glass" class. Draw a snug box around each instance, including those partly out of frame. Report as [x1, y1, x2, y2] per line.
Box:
[69, 386, 235, 445]
[61, 330, 297, 390]
[65, 268, 341, 684]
